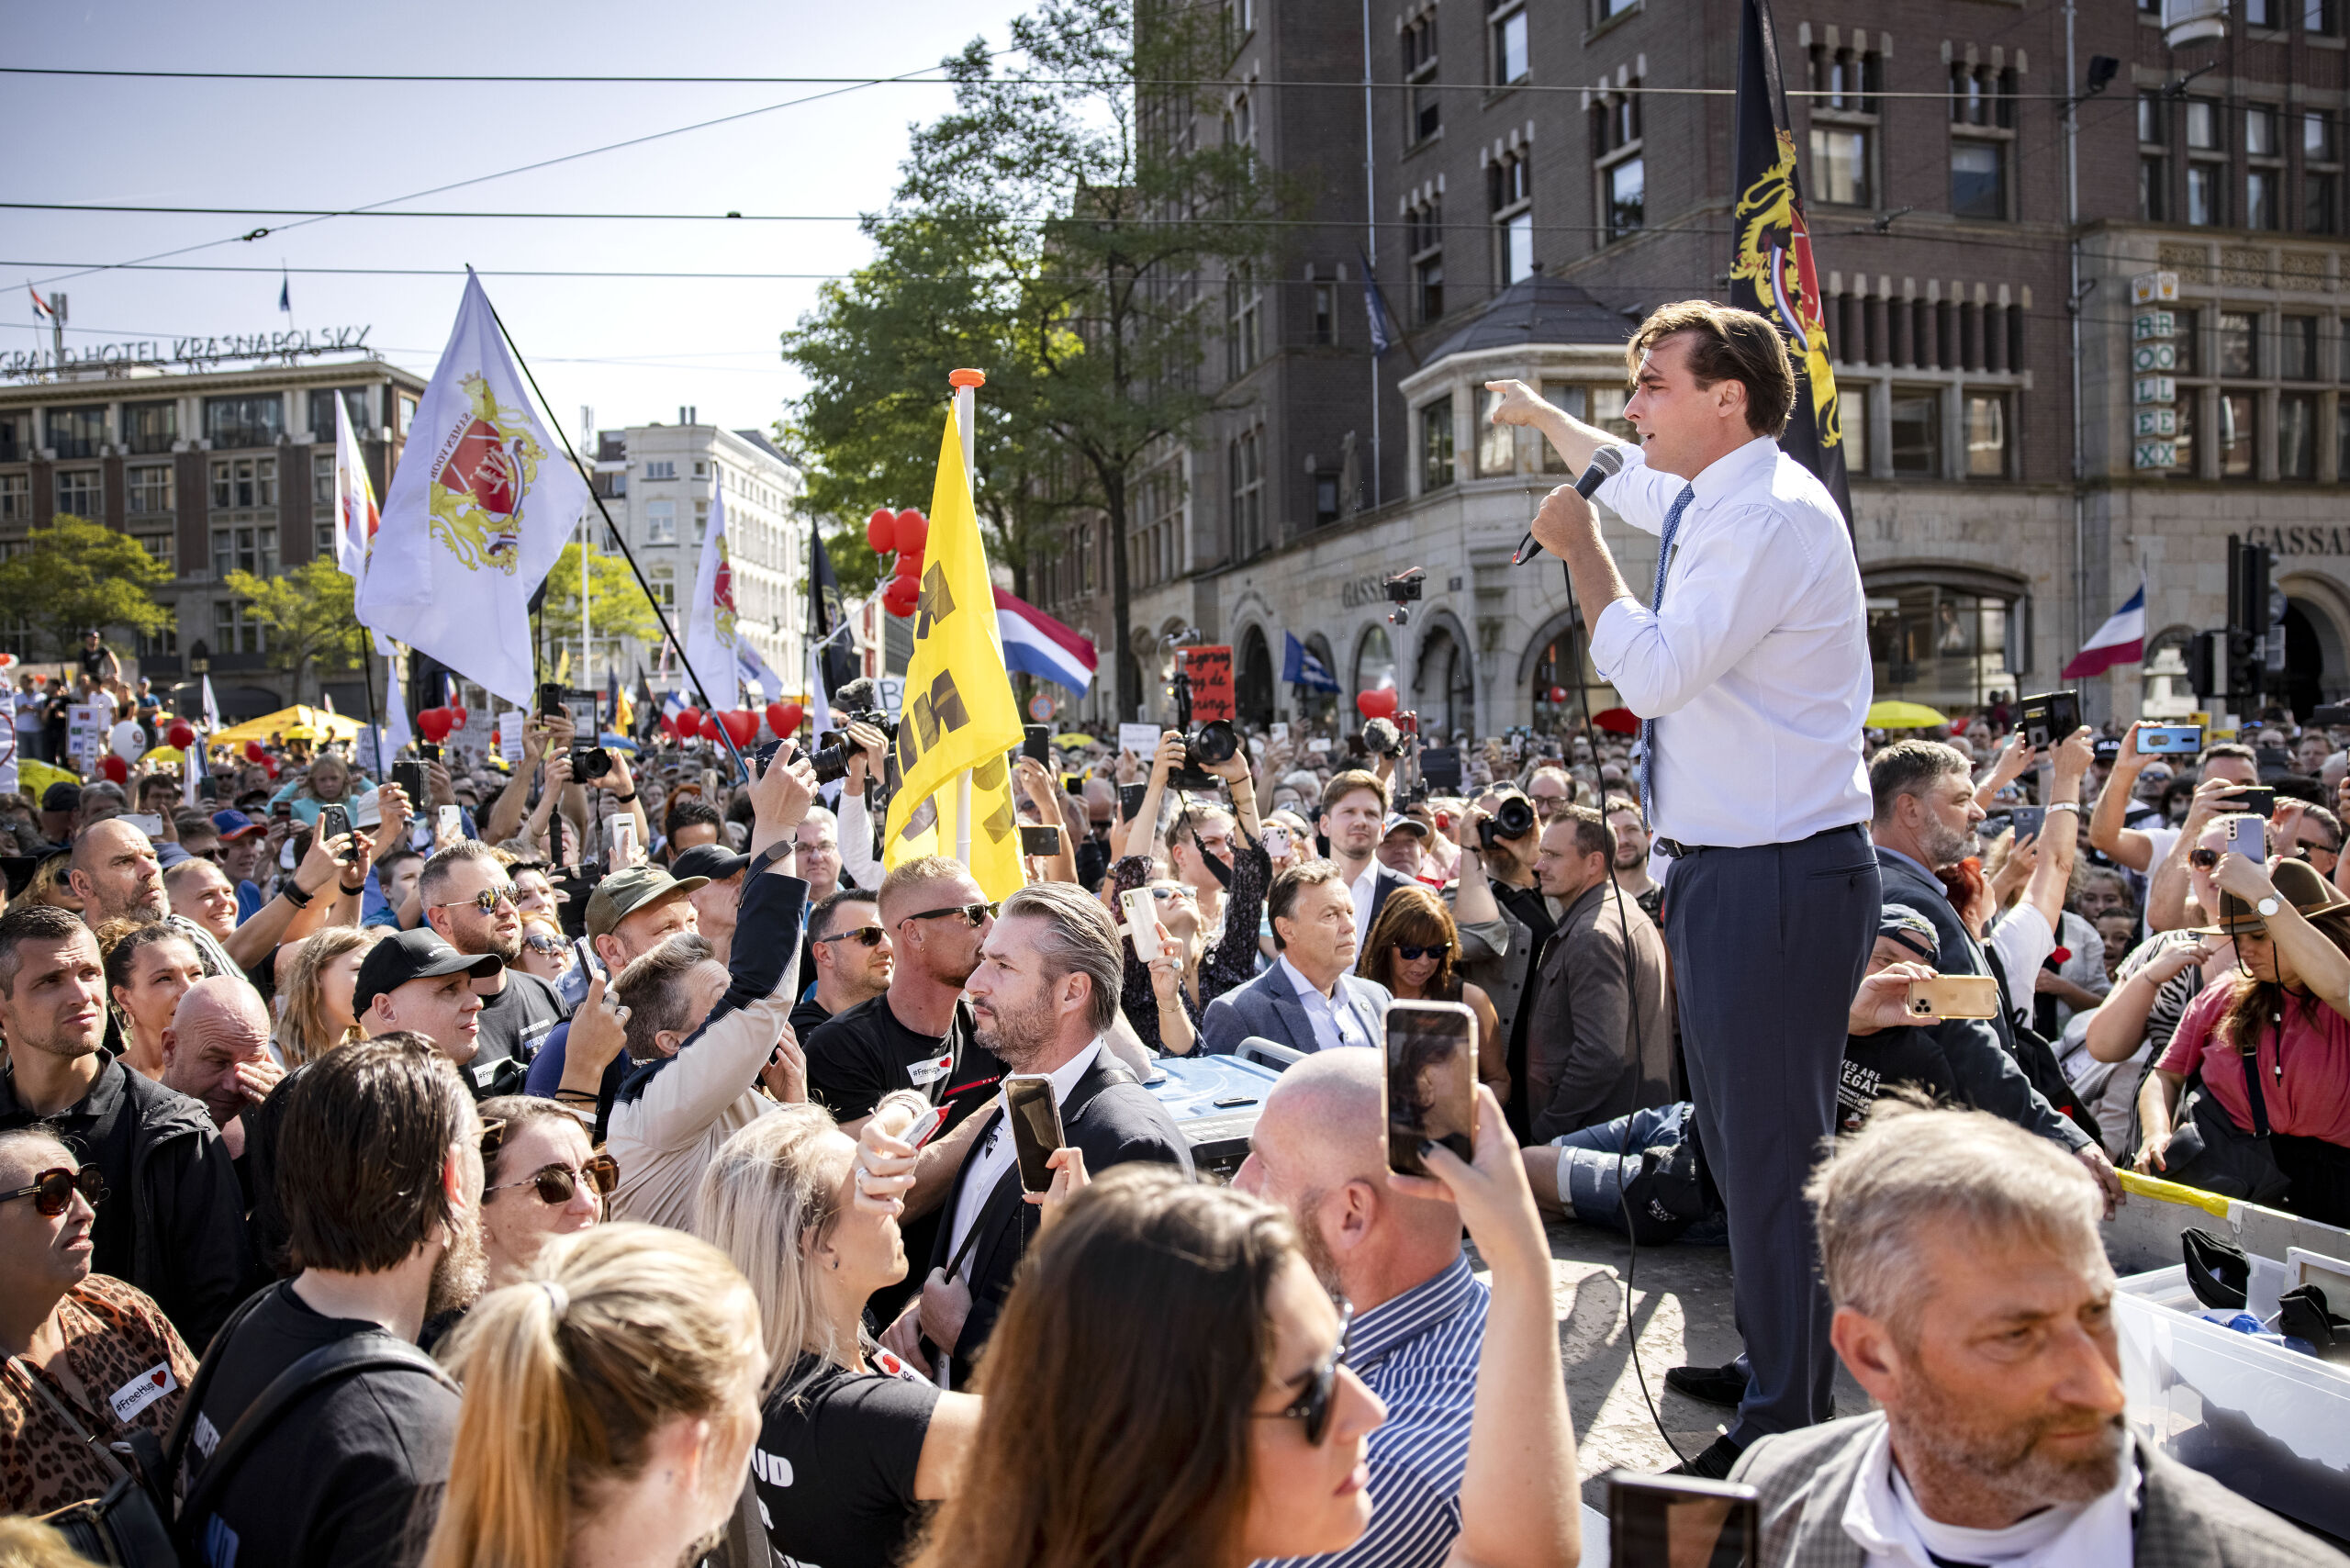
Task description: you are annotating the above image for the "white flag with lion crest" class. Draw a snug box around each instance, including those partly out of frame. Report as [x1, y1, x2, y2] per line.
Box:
[360, 270, 588, 704]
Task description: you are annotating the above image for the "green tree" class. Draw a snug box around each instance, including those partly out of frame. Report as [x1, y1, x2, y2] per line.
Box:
[0, 514, 174, 661]
[784, 0, 1283, 712]
[537, 544, 661, 662]
[221, 557, 367, 703]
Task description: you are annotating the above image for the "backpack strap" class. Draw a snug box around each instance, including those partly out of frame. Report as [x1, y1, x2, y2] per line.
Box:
[160, 1282, 281, 1482]
[174, 1328, 455, 1547]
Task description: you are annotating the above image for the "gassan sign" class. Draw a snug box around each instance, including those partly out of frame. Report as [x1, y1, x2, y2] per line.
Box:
[1, 326, 375, 380]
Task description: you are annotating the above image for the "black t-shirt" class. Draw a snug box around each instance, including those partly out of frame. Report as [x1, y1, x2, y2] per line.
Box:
[1839, 1027, 1961, 1133]
[788, 992, 832, 1044]
[183, 1282, 459, 1568]
[752, 1350, 939, 1568]
[802, 992, 1003, 1127]
[467, 969, 567, 1098]
[80, 644, 111, 678]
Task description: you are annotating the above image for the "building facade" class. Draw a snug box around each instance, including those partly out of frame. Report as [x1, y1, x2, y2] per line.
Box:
[1083, 0, 2350, 736]
[0, 356, 427, 717]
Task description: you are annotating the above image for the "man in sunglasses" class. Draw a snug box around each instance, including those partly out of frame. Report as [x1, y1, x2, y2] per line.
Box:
[793, 890, 891, 1040]
[420, 841, 572, 1099]
[0, 903, 253, 1349]
[1522, 807, 1673, 1142]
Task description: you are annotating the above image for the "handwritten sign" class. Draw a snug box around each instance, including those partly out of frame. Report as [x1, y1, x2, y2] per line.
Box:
[1181, 645, 1235, 722]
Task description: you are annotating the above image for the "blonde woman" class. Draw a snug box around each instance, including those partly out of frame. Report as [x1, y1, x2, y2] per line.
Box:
[421, 1224, 765, 1568]
[275, 926, 386, 1068]
[695, 1094, 982, 1568]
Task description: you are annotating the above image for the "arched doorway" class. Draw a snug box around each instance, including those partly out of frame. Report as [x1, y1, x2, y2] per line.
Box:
[1353, 624, 1395, 705]
[1299, 633, 1340, 725]
[1237, 624, 1274, 727]
[1414, 621, 1476, 741]
[1518, 611, 1615, 738]
[2283, 600, 2341, 720]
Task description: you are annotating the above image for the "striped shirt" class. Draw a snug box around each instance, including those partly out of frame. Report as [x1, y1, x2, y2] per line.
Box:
[1254, 1254, 1489, 1568]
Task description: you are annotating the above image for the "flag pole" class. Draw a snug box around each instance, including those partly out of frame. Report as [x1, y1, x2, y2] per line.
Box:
[949, 368, 985, 868]
[479, 292, 749, 784]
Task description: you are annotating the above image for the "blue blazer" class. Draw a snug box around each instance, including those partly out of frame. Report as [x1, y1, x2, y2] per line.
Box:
[1200, 961, 1391, 1058]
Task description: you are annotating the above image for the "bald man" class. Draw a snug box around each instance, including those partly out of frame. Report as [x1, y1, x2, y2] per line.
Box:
[160, 977, 283, 1158]
[1234, 1050, 1557, 1568]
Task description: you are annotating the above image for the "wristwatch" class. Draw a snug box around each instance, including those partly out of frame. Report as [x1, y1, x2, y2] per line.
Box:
[2257, 896, 2282, 919]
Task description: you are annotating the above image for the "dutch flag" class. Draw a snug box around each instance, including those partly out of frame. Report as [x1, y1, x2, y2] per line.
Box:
[2062, 580, 2146, 679]
[992, 588, 1097, 695]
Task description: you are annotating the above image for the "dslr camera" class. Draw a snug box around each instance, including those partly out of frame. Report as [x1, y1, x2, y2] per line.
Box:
[1169, 719, 1238, 791]
[1383, 568, 1426, 628]
[810, 709, 890, 786]
[1477, 794, 1538, 850]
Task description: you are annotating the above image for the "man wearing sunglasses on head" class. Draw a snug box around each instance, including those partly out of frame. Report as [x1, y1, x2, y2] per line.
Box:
[792, 890, 892, 1041]
[419, 841, 572, 1099]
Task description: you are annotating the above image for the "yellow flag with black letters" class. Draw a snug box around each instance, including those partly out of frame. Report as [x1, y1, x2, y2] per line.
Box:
[881, 409, 1024, 899]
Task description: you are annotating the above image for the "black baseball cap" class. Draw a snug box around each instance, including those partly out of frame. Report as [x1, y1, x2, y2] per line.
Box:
[669, 844, 749, 882]
[354, 929, 502, 1014]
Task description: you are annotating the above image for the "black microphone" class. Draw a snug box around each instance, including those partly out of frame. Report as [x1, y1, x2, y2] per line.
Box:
[1513, 445, 1628, 566]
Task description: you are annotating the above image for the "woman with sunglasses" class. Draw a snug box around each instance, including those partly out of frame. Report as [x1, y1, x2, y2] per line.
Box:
[475, 1097, 612, 1292]
[1360, 888, 1507, 1102]
[275, 925, 386, 1069]
[99, 919, 205, 1081]
[903, 1089, 1575, 1568]
[695, 1094, 984, 1568]
[513, 913, 576, 985]
[1115, 875, 1207, 1055]
[0, 1126, 196, 1514]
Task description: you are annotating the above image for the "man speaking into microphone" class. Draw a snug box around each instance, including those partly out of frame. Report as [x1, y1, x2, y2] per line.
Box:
[1489, 299, 1875, 1478]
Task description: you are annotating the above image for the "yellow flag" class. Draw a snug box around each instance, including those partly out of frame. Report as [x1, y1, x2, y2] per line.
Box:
[881, 409, 1024, 899]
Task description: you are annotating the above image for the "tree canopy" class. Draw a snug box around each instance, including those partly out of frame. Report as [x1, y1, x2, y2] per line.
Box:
[222, 556, 368, 701]
[0, 514, 174, 660]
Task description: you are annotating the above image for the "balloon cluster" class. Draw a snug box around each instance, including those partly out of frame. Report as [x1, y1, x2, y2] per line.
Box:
[416, 706, 470, 743]
[867, 508, 930, 619]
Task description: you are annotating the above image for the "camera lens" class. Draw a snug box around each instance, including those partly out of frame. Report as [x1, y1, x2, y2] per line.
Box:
[1191, 720, 1237, 767]
[809, 743, 852, 786]
[573, 746, 612, 780]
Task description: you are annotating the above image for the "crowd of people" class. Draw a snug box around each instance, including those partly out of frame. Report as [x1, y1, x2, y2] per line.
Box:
[3, 297, 2345, 1567]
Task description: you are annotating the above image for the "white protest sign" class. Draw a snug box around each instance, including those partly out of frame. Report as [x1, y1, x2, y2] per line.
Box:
[1118, 722, 1161, 757]
[498, 711, 526, 766]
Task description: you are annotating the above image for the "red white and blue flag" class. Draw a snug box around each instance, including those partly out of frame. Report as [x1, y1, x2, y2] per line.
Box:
[2062, 581, 2146, 678]
[992, 588, 1096, 694]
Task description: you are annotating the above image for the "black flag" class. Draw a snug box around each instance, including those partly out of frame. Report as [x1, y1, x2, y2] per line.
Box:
[1729, 0, 1852, 524]
[809, 529, 856, 700]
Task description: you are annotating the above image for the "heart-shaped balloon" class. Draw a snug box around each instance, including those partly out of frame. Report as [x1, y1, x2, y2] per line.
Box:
[676, 706, 704, 742]
[773, 701, 805, 736]
[892, 509, 929, 554]
[893, 549, 923, 582]
[882, 577, 920, 618]
[166, 720, 196, 749]
[245, 739, 269, 762]
[100, 754, 129, 783]
[417, 708, 454, 743]
[722, 710, 760, 749]
[699, 711, 726, 741]
[867, 508, 898, 555]
[447, 706, 468, 733]
[1356, 688, 1398, 721]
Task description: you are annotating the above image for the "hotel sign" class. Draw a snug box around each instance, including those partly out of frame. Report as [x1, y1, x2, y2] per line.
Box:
[1, 325, 375, 381]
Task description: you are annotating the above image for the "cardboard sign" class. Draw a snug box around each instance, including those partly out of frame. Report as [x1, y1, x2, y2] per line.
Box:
[498, 711, 526, 766]
[1181, 645, 1235, 722]
[67, 702, 108, 768]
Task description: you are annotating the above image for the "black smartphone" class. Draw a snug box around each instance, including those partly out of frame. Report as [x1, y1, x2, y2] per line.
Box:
[1061, 772, 1082, 795]
[318, 804, 354, 863]
[1118, 783, 1147, 823]
[1383, 1000, 1478, 1177]
[1003, 1073, 1063, 1193]
[1605, 1470, 1759, 1568]
[2231, 784, 2277, 819]
[391, 760, 427, 808]
[419, 743, 442, 763]
[1023, 723, 1052, 764]
[1019, 823, 1061, 857]
[2009, 805, 2045, 842]
[2019, 690, 2081, 749]
[538, 681, 566, 718]
[271, 801, 293, 823]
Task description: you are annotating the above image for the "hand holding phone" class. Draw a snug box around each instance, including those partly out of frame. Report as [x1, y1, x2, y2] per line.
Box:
[318, 804, 355, 864]
[1906, 973, 1999, 1020]
[2224, 812, 2268, 866]
[1383, 1000, 1478, 1177]
[1004, 1075, 1065, 1193]
[1119, 888, 1156, 946]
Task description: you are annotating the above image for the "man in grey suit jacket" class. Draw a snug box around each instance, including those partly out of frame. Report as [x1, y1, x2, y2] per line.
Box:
[1202, 860, 1389, 1057]
[1730, 1099, 2339, 1568]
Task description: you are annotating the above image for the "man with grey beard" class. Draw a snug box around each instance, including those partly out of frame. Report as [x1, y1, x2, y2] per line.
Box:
[176, 1035, 485, 1568]
[1733, 1100, 2335, 1566]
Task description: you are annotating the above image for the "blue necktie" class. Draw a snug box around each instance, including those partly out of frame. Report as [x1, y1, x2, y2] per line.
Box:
[1638, 483, 1697, 827]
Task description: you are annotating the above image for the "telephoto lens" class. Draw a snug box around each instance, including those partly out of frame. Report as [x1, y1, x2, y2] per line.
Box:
[1186, 719, 1238, 769]
[1478, 795, 1538, 848]
[808, 736, 855, 786]
[572, 746, 613, 780]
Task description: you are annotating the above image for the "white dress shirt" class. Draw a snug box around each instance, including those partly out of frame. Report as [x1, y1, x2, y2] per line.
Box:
[1278, 956, 1373, 1054]
[1590, 436, 1873, 849]
[946, 1038, 1102, 1280]
[1347, 859, 1380, 969]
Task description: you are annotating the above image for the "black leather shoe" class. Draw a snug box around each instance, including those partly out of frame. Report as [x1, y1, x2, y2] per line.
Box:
[1666, 1432, 1745, 1481]
[1663, 1361, 1746, 1409]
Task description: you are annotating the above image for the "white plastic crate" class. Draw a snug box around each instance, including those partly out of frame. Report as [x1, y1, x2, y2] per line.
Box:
[2114, 1264, 2350, 1540]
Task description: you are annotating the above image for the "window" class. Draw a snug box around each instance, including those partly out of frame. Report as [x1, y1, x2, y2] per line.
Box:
[2187, 98, 2222, 151]
[2247, 105, 2280, 157]
[1478, 386, 1518, 476]
[1490, 150, 1533, 285]
[46, 406, 105, 460]
[1951, 141, 2005, 220]
[1421, 396, 1455, 491]
[1539, 383, 1588, 474]
[1595, 84, 1643, 242]
[0, 475, 25, 521]
[1950, 62, 2017, 129]
[1226, 91, 1253, 149]
[1315, 473, 1340, 524]
[2220, 311, 2258, 376]
[2247, 104, 2284, 230]
[2248, 170, 2280, 230]
[2220, 392, 2258, 477]
[1229, 429, 1263, 558]
[1606, 158, 1645, 241]
[695, 502, 708, 541]
[2337, 399, 2350, 479]
[2140, 92, 2171, 222]
[2313, 0, 2339, 33]
[644, 460, 676, 480]
[2308, 112, 2340, 234]
[1597, 0, 1638, 17]
[398, 393, 419, 431]
[1591, 386, 1635, 439]
[1312, 280, 1337, 345]
[53, 470, 99, 518]
[2170, 394, 2198, 476]
[2246, 0, 2275, 23]
[203, 394, 283, 451]
[1489, 2, 1528, 86]
[2188, 164, 2225, 226]
[1964, 393, 2011, 477]
[208, 457, 276, 510]
[2280, 393, 2318, 478]
[1808, 46, 1880, 208]
[2280, 316, 2320, 379]
[1402, 14, 1440, 143]
[0, 412, 25, 464]
[1225, 267, 1262, 377]
[134, 622, 175, 660]
[645, 500, 676, 545]
[1867, 584, 2019, 710]
[311, 450, 334, 510]
[648, 566, 675, 610]
[692, 460, 707, 477]
[307, 387, 367, 443]
[1812, 128, 1871, 207]
[135, 532, 174, 573]
[212, 599, 266, 655]
[2172, 308, 2200, 374]
[1407, 198, 1444, 322]
[1890, 391, 1942, 476]
[1842, 386, 1870, 475]
[211, 523, 277, 579]
[121, 400, 175, 455]
[127, 465, 173, 515]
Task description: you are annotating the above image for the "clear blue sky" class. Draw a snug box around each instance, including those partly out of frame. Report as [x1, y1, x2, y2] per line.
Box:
[5, 0, 1036, 436]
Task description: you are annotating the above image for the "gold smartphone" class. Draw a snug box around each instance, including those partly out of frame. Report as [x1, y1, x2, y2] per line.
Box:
[1906, 974, 2000, 1020]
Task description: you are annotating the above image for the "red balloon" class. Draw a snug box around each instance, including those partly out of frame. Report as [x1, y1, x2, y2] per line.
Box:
[867, 508, 897, 555]
[882, 577, 920, 618]
[1547, 686, 1569, 703]
[1356, 688, 1398, 721]
[447, 705, 468, 733]
[893, 549, 923, 581]
[721, 710, 760, 749]
[699, 711, 726, 741]
[244, 739, 268, 762]
[774, 701, 805, 736]
[166, 720, 196, 749]
[100, 755, 129, 784]
[675, 706, 704, 741]
[417, 708, 454, 743]
[892, 509, 929, 554]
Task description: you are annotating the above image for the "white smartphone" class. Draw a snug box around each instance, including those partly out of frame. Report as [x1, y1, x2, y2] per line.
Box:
[436, 803, 463, 844]
[608, 815, 638, 868]
[1119, 888, 1157, 947]
[1261, 822, 1292, 858]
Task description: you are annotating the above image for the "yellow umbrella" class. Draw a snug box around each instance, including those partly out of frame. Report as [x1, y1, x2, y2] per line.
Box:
[208, 705, 364, 746]
[17, 757, 74, 800]
[1866, 700, 1950, 730]
[140, 745, 186, 766]
[1055, 733, 1098, 747]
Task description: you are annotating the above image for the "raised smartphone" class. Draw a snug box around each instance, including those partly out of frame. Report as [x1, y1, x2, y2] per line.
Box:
[2019, 690, 2081, 749]
[1384, 999, 1477, 1177]
[2224, 812, 2268, 865]
[1906, 973, 2000, 1020]
[1003, 1074, 1063, 1193]
[2229, 784, 2277, 820]
[317, 804, 354, 862]
[1020, 823, 1061, 857]
[1605, 1469, 1759, 1568]
[1119, 888, 1157, 947]
[2007, 805, 2045, 843]
[2137, 722, 2204, 755]
[1023, 723, 1052, 764]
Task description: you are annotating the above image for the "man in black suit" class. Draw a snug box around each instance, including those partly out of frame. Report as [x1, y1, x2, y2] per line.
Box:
[894, 881, 1192, 1387]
